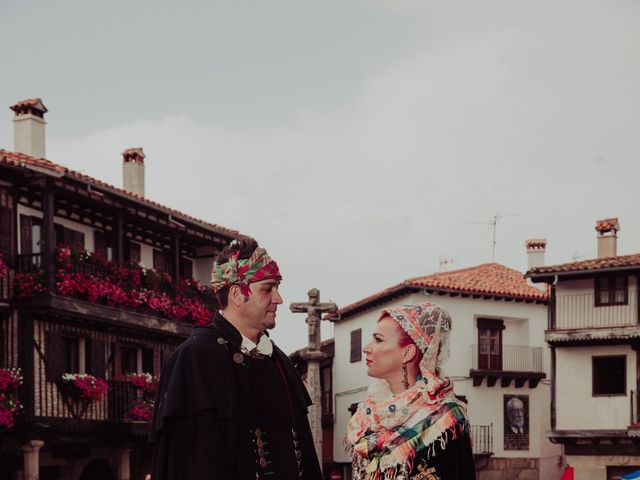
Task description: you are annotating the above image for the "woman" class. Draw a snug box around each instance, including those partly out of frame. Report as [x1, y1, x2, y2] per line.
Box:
[345, 302, 476, 480]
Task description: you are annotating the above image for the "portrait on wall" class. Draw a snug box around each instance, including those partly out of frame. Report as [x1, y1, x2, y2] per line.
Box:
[504, 394, 529, 450]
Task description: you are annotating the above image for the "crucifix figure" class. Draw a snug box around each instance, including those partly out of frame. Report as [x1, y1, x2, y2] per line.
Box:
[290, 288, 337, 470]
[291, 288, 337, 352]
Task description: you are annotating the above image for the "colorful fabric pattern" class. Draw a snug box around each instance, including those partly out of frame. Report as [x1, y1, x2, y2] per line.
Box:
[345, 303, 469, 480]
[211, 247, 281, 296]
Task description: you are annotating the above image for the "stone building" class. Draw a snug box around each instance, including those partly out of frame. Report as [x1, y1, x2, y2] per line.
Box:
[326, 249, 563, 480]
[0, 98, 241, 480]
[527, 218, 640, 480]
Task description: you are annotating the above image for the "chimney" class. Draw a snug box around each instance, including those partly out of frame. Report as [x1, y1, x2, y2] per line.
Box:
[595, 218, 619, 258]
[122, 147, 146, 197]
[10, 98, 48, 158]
[526, 239, 546, 270]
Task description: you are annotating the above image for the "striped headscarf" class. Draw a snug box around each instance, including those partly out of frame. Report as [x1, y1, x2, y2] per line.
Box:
[211, 247, 281, 296]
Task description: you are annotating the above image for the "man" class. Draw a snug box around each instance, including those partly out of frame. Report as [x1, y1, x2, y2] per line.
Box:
[505, 396, 526, 435]
[151, 238, 322, 480]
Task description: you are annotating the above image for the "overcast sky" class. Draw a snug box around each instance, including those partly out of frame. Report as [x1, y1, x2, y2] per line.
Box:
[2, 0, 639, 353]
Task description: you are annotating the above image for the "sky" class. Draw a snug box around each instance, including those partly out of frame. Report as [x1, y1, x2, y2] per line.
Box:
[1, 0, 639, 353]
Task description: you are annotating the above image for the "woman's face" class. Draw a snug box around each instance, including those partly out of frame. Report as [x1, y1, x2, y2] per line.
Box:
[363, 316, 407, 381]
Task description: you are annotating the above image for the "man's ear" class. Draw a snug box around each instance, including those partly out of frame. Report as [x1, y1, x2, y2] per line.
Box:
[229, 285, 244, 307]
[402, 344, 417, 363]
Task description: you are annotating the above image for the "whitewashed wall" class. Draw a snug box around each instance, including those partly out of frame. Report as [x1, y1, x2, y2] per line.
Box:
[193, 257, 215, 285]
[555, 344, 635, 430]
[332, 290, 560, 467]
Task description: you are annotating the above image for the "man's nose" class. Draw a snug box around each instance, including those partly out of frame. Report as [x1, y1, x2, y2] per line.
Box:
[273, 290, 283, 304]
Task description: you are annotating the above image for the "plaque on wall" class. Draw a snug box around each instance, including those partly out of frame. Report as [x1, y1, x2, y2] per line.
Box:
[504, 394, 529, 450]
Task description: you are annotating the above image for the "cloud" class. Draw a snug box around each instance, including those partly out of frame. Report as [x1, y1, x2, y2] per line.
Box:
[43, 0, 640, 352]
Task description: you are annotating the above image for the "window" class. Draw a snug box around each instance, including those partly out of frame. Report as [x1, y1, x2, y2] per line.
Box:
[55, 224, 85, 250]
[593, 355, 626, 395]
[63, 336, 86, 374]
[121, 345, 154, 375]
[321, 365, 332, 416]
[350, 329, 362, 363]
[94, 230, 112, 260]
[128, 241, 141, 264]
[181, 257, 193, 279]
[477, 318, 504, 370]
[595, 275, 628, 306]
[19, 215, 42, 255]
[153, 249, 167, 273]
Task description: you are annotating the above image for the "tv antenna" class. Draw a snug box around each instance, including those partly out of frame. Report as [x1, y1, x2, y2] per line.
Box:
[470, 213, 519, 262]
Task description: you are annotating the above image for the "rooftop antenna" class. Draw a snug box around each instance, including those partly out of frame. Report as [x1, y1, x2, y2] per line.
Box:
[470, 213, 518, 262]
[439, 256, 453, 271]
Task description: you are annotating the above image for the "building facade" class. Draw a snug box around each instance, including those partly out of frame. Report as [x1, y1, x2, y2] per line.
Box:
[328, 260, 563, 480]
[528, 219, 640, 480]
[0, 99, 241, 480]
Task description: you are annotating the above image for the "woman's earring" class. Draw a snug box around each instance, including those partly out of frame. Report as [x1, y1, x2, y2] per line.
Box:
[402, 363, 409, 389]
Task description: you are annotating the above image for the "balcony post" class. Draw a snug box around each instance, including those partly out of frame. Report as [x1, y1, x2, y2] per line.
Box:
[114, 212, 124, 266]
[41, 181, 55, 293]
[549, 281, 556, 329]
[172, 234, 181, 281]
[22, 439, 44, 480]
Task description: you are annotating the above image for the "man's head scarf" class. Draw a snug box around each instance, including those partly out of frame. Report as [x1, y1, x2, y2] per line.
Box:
[211, 247, 281, 296]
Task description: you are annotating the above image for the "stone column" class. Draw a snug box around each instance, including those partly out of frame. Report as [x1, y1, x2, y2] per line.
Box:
[22, 440, 44, 480]
[301, 350, 327, 467]
[115, 448, 132, 480]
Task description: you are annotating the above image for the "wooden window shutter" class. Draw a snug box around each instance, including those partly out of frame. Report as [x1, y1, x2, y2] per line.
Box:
[181, 257, 193, 279]
[45, 330, 65, 382]
[94, 231, 108, 259]
[153, 249, 167, 273]
[19, 215, 32, 255]
[128, 241, 141, 264]
[142, 348, 154, 375]
[0, 194, 13, 260]
[87, 338, 106, 378]
[350, 328, 362, 363]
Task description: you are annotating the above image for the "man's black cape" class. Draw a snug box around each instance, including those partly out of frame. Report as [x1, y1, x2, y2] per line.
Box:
[150, 313, 322, 480]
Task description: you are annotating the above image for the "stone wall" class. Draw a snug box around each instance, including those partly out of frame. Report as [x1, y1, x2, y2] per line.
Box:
[477, 457, 539, 480]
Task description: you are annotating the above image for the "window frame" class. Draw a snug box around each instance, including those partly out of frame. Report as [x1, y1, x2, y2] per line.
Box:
[63, 335, 86, 374]
[350, 328, 362, 363]
[594, 274, 628, 307]
[592, 354, 627, 397]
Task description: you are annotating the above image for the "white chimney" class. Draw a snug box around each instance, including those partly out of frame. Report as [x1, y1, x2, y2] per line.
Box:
[526, 239, 547, 270]
[11, 98, 48, 158]
[122, 147, 146, 197]
[595, 218, 619, 258]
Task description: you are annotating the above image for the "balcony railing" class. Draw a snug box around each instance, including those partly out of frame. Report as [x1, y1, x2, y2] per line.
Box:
[472, 423, 493, 455]
[555, 291, 638, 329]
[12, 249, 217, 324]
[471, 345, 543, 373]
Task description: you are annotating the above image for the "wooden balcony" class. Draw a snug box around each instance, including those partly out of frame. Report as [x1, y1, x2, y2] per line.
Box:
[547, 291, 640, 345]
[470, 344, 546, 388]
[4, 250, 217, 336]
[17, 379, 154, 443]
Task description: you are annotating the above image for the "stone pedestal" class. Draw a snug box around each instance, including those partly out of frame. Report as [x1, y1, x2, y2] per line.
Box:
[22, 440, 44, 480]
[115, 448, 132, 480]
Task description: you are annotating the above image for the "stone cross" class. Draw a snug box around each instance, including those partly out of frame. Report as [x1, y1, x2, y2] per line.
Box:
[290, 288, 337, 471]
[290, 288, 337, 352]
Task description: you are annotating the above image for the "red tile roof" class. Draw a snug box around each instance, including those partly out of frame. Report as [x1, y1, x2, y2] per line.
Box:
[331, 263, 548, 321]
[0, 149, 242, 239]
[525, 239, 547, 250]
[527, 253, 640, 277]
[10, 98, 48, 116]
[595, 217, 619, 233]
